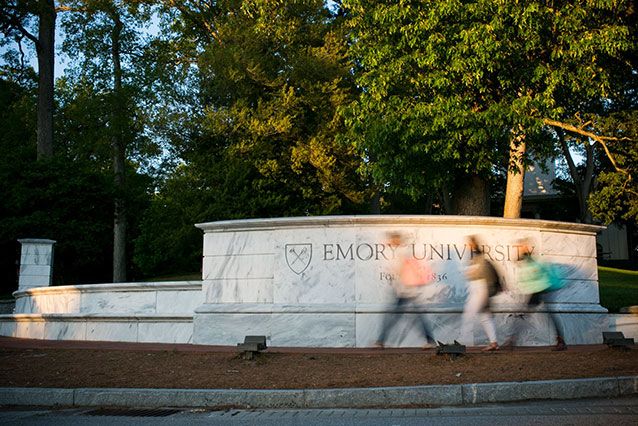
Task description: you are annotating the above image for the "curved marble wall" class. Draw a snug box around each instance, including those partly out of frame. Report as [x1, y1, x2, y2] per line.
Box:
[1, 215, 620, 348]
[1, 281, 201, 343]
[194, 215, 607, 347]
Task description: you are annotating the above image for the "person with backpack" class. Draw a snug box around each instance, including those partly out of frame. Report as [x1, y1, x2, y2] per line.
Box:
[503, 238, 567, 351]
[459, 235, 501, 352]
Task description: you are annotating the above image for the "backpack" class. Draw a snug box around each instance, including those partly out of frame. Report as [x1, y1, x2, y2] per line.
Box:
[538, 261, 565, 292]
[485, 260, 504, 297]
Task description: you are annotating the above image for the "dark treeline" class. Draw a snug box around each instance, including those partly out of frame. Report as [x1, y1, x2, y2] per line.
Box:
[0, 1, 636, 292]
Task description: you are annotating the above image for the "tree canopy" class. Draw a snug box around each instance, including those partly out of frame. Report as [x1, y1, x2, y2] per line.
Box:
[0, 0, 636, 290]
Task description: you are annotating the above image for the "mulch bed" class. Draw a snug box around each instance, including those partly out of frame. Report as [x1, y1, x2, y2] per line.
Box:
[0, 340, 636, 389]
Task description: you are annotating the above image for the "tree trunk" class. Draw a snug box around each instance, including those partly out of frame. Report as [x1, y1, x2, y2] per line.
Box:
[369, 189, 381, 214]
[35, 0, 55, 160]
[503, 129, 526, 218]
[558, 130, 594, 223]
[453, 174, 490, 216]
[111, 13, 127, 283]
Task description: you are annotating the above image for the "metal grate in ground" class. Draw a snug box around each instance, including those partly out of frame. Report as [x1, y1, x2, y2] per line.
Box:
[84, 408, 181, 417]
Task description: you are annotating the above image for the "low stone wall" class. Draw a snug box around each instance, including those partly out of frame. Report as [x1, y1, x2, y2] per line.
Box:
[13, 281, 202, 315]
[0, 281, 202, 344]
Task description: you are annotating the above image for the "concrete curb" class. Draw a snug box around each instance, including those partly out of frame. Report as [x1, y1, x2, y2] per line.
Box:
[1, 376, 637, 409]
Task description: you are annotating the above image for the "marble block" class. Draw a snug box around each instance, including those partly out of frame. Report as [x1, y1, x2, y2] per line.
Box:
[156, 290, 204, 313]
[18, 275, 51, 290]
[205, 279, 273, 304]
[19, 239, 55, 266]
[18, 239, 55, 292]
[193, 312, 272, 346]
[17, 292, 81, 314]
[138, 321, 193, 344]
[270, 313, 355, 347]
[86, 321, 138, 342]
[80, 291, 156, 314]
[13, 319, 45, 340]
[44, 320, 87, 341]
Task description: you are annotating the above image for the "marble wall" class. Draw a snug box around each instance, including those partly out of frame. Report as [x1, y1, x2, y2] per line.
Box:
[13, 281, 202, 315]
[194, 216, 606, 347]
[0, 281, 202, 344]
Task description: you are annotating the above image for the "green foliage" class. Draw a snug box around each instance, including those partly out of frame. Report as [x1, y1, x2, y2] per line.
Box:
[588, 110, 638, 224]
[342, 0, 635, 211]
[0, 77, 116, 288]
[134, 1, 375, 276]
[187, 0, 368, 215]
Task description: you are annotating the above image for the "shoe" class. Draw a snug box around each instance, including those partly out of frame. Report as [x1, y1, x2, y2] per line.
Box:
[501, 338, 515, 351]
[481, 342, 499, 352]
[552, 337, 567, 351]
[373, 341, 384, 349]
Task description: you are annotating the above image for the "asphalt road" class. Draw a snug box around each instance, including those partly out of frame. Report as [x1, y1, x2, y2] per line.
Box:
[2, 397, 637, 426]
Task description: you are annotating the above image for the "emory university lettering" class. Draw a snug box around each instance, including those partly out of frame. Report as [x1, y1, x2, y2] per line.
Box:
[323, 242, 532, 262]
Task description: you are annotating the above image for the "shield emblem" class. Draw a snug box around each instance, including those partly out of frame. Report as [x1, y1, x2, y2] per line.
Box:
[285, 244, 312, 275]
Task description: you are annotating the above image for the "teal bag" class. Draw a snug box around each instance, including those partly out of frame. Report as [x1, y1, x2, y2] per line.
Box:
[538, 262, 564, 292]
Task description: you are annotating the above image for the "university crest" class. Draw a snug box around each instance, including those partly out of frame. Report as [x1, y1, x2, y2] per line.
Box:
[285, 244, 312, 275]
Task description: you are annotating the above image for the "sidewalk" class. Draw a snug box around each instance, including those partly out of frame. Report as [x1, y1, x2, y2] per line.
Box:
[1, 337, 636, 409]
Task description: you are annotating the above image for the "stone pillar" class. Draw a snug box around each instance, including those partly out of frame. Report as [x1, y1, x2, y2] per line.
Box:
[18, 239, 56, 291]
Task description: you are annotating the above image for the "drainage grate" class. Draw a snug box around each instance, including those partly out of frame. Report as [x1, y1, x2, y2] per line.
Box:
[85, 408, 181, 417]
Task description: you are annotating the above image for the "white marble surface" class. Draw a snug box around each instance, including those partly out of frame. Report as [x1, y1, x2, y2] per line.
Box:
[608, 314, 638, 340]
[80, 292, 157, 314]
[271, 313, 355, 347]
[19, 240, 55, 266]
[193, 313, 272, 346]
[13, 320, 46, 340]
[156, 290, 203, 313]
[194, 215, 606, 347]
[198, 218, 602, 309]
[0, 217, 609, 347]
[86, 321, 138, 342]
[44, 320, 87, 341]
[13, 282, 203, 316]
[205, 279, 273, 303]
[18, 239, 55, 291]
[138, 321, 193, 344]
[17, 292, 81, 314]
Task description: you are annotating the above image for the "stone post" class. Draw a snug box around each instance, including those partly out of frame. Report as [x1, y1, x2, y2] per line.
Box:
[18, 239, 56, 292]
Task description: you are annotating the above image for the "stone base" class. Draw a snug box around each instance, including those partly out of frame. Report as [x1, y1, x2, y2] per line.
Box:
[193, 303, 608, 347]
[0, 314, 194, 344]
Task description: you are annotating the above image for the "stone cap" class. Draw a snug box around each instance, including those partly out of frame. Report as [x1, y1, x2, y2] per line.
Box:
[196, 215, 605, 235]
[18, 239, 56, 245]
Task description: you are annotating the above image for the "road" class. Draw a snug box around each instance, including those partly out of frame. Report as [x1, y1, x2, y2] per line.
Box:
[2, 397, 637, 425]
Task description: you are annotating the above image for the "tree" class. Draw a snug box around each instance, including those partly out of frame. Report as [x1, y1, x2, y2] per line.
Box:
[1, 0, 56, 159]
[61, 0, 159, 282]
[342, 1, 635, 218]
[0, 75, 129, 291]
[164, 0, 368, 216]
[342, 1, 514, 215]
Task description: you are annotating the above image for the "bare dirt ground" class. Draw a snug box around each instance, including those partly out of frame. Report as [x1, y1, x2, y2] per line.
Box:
[0, 338, 636, 389]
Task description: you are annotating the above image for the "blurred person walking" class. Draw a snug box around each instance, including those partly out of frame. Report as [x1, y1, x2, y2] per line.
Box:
[374, 231, 436, 349]
[504, 238, 567, 351]
[459, 235, 500, 351]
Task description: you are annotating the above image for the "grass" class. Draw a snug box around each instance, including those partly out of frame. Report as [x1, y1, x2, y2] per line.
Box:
[598, 266, 638, 313]
[142, 272, 201, 282]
